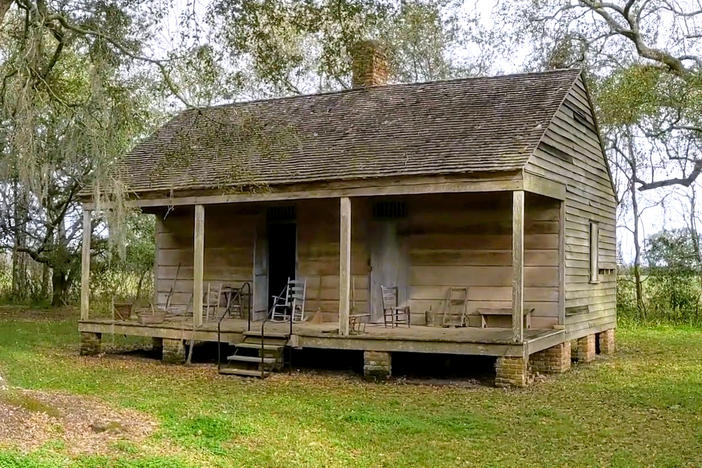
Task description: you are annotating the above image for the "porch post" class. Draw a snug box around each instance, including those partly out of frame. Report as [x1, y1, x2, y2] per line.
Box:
[339, 197, 351, 336]
[512, 190, 524, 343]
[80, 208, 92, 320]
[193, 204, 205, 327]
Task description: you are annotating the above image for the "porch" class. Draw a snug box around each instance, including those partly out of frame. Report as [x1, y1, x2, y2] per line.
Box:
[79, 175, 568, 379]
[78, 315, 565, 357]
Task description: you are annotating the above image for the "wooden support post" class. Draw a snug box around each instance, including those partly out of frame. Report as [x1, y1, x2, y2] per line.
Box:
[512, 190, 524, 343]
[80, 209, 92, 320]
[193, 204, 205, 327]
[339, 197, 351, 336]
[558, 199, 566, 325]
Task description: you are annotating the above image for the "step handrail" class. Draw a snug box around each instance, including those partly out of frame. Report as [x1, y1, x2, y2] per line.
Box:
[260, 316, 269, 378]
[258, 309, 292, 378]
[217, 282, 252, 372]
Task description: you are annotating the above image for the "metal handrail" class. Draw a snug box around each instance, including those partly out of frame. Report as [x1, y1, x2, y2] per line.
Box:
[216, 305, 228, 372]
[217, 281, 252, 372]
[259, 315, 270, 378]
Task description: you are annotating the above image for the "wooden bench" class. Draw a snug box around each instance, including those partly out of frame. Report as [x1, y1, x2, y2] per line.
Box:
[476, 307, 535, 329]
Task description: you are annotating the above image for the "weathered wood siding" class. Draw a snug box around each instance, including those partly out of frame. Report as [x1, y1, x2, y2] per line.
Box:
[297, 199, 370, 322]
[155, 205, 256, 313]
[525, 75, 617, 339]
[154, 194, 561, 328]
[154, 200, 370, 321]
[405, 192, 560, 327]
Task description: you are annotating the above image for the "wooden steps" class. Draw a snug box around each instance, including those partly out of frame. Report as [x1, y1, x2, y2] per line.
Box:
[227, 355, 276, 364]
[218, 368, 266, 378]
[218, 330, 289, 378]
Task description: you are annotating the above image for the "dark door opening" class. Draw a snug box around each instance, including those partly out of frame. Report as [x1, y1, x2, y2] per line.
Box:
[267, 222, 296, 309]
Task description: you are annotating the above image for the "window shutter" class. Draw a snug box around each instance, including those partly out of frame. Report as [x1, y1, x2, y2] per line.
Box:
[590, 221, 599, 283]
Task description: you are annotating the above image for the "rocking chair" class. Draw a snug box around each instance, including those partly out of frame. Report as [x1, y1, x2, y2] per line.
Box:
[270, 278, 307, 322]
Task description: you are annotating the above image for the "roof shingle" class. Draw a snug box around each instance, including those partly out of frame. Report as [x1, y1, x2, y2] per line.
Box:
[119, 69, 581, 193]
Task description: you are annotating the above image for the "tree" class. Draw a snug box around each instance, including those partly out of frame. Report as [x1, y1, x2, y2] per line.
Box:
[645, 228, 702, 321]
[496, 0, 702, 191]
[209, 0, 475, 96]
[0, 1, 170, 303]
[610, 128, 648, 318]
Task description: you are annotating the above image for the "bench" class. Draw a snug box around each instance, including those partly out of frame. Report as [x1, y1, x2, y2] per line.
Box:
[476, 307, 535, 329]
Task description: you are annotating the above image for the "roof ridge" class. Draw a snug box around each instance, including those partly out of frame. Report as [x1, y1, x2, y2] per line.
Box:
[180, 68, 583, 114]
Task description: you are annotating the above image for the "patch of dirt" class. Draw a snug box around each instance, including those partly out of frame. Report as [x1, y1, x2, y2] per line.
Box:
[0, 305, 77, 321]
[0, 388, 157, 455]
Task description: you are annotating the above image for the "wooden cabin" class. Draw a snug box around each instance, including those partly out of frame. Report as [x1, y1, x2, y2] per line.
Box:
[78, 47, 617, 386]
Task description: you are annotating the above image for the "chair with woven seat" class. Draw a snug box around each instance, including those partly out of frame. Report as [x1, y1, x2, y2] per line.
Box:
[380, 285, 410, 328]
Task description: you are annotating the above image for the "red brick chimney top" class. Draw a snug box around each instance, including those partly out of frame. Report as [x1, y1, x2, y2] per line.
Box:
[351, 40, 389, 88]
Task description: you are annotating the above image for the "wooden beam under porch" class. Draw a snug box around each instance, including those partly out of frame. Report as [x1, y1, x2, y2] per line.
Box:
[78, 317, 564, 358]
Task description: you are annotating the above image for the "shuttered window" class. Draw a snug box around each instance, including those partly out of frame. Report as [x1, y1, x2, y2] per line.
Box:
[590, 221, 599, 283]
[372, 201, 407, 219]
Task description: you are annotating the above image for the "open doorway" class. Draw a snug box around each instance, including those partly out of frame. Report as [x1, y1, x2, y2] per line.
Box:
[369, 200, 409, 322]
[267, 207, 296, 309]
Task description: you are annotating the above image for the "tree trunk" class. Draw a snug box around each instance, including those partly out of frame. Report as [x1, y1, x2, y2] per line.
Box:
[41, 263, 51, 299]
[135, 268, 148, 303]
[627, 140, 646, 321]
[685, 187, 702, 318]
[11, 182, 29, 300]
[51, 268, 70, 306]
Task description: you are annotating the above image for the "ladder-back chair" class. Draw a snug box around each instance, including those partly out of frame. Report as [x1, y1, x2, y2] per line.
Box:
[380, 285, 410, 328]
[204, 282, 223, 322]
[443, 287, 468, 327]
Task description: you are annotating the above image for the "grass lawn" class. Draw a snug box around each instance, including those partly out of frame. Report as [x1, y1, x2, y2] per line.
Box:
[0, 306, 700, 467]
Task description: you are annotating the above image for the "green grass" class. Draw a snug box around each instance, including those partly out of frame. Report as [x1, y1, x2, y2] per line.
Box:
[0, 307, 701, 467]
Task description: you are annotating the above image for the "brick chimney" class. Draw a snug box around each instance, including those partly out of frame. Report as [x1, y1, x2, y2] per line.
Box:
[351, 40, 389, 88]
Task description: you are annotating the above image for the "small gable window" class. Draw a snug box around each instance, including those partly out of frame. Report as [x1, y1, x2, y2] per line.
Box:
[590, 221, 599, 283]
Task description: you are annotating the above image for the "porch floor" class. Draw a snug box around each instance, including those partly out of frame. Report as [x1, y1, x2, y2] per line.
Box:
[79, 316, 565, 357]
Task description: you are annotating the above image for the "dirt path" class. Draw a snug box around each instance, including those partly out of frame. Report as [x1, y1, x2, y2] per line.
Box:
[0, 387, 157, 455]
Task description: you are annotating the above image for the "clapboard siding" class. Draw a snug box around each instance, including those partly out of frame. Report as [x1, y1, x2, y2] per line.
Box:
[403, 192, 559, 327]
[525, 75, 617, 339]
[297, 198, 371, 322]
[154, 205, 256, 313]
[141, 193, 559, 327]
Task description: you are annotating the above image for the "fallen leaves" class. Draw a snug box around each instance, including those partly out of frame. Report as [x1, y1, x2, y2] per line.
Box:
[0, 387, 157, 455]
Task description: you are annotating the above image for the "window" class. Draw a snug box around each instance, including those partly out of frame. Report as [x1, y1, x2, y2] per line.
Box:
[589, 221, 599, 283]
[267, 206, 296, 223]
[372, 201, 407, 219]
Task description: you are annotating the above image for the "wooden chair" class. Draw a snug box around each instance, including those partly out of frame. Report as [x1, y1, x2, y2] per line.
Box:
[380, 285, 410, 328]
[221, 285, 244, 318]
[443, 287, 468, 327]
[349, 278, 370, 333]
[270, 278, 307, 322]
[203, 282, 223, 322]
[288, 279, 306, 322]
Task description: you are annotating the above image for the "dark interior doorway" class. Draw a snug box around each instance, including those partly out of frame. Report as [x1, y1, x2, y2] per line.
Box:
[267, 221, 296, 309]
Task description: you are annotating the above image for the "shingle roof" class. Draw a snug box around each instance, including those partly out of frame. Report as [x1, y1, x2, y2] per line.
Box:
[119, 69, 581, 194]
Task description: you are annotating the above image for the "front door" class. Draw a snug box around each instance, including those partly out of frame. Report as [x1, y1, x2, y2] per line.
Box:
[267, 222, 296, 309]
[369, 218, 408, 322]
